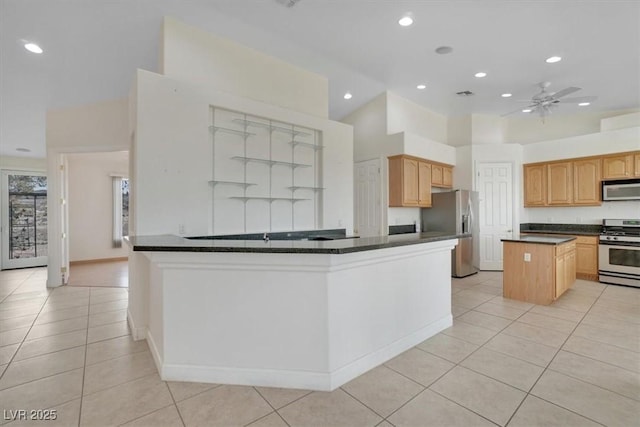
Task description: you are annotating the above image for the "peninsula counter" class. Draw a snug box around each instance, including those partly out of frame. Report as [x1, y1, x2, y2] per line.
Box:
[126, 232, 460, 391]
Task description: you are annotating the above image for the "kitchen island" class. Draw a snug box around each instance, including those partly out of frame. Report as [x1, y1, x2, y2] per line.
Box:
[502, 235, 577, 305]
[126, 231, 460, 391]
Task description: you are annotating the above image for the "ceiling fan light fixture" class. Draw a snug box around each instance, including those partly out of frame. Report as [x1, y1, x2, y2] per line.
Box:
[578, 102, 591, 106]
[522, 109, 533, 113]
[398, 14, 414, 26]
[24, 42, 43, 54]
[546, 56, 562, 63]
[474, 72, 487, 78]
[501, 93, 512, 98]
[417, 84, 426, 90]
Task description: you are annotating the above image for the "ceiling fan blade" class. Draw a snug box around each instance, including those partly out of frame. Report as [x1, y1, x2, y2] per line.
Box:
[551, 87, 581, 99]
[556, 96, 598, 104]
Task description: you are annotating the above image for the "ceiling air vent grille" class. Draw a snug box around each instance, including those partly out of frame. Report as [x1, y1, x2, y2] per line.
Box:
[456, 91, 474, 97]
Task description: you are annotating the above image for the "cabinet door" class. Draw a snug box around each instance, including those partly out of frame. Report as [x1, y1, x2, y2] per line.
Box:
[402, 158, 419, 206]
[442, 166, 453, 188]
[524, 164, 547, 206]
[564, 249, 576, 294]
[573, 159, 601, 205]
[431, 164, 443, 186]
[418, 161, 432, 207]
[548, 162, 573, 205]
[602, 154, 633, 179]
[635, 153, 640, 177]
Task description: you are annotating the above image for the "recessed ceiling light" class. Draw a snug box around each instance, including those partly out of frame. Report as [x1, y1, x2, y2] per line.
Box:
[398, 14, 413, 27]
[522, 109, 533, 113]
[417, 84, 426, 90]
[546, 56, 562, 63]
[501, 93, 512, 98]
[24, 43, 43, 54]
[578, 102, 590, 106]
[435, 46, 453, 55]
[474, 72, 487, 78]
[343, 92, 353, 100]
[16, 147, 31, 152]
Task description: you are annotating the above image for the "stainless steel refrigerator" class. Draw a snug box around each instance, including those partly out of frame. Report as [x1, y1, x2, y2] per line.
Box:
[421, 190, 479, 278]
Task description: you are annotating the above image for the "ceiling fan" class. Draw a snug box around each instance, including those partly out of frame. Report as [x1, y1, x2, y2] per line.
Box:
[503, 82, 597, 119]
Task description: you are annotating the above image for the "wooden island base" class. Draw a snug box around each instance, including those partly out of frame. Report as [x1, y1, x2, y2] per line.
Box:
[502, 237, 576, 305]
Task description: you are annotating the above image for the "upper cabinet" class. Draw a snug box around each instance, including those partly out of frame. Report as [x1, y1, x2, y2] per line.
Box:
[573, 158, 601, 205]
[431, 163, 453, 188]
[602, 154, 633, 179]
[635, 153, 640, 177]
[547, 162, 573, 205]
[524, 164, 547, 206]
[388, 155, 432, 207]
[524, 155, 608, 207]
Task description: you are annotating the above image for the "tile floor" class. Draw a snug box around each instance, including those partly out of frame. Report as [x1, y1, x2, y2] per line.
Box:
[68, 261, 128, 288]
[0, 268, 639, 426]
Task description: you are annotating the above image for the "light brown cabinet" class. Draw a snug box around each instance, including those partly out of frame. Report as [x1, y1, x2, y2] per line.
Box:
[548, 162, 573, 205]
[634, 153, 640, 177]
[431, 163, 453, 188]
[388, 155, 431, 207]
[575, 235, 599, 281]
[602, 154, 634, 179]
[573, 159, 601, 205]
[524, 154, 615, 207]
[503, 239, 576, 305]
[524, 164, 547, 206]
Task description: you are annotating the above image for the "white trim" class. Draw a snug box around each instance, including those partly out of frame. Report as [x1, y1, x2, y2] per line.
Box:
[127, 308, 147, 341]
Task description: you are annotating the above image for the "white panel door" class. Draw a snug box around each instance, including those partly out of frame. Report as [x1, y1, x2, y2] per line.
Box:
[477, 162, 513, 270]
[354, 159, 382, 237]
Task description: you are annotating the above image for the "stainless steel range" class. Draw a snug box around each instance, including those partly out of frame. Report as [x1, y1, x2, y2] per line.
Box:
[599, 219, 640, 287]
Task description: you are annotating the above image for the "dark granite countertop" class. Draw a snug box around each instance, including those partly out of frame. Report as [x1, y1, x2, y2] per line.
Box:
[126, 231, 464, 254]
[502, 235, 576, 245]
[520, 223, 602, 236]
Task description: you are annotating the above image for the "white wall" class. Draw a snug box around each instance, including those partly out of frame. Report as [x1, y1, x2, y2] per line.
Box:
[67, 152, 129, 261]
[133, 70, 353, 236]
[161, 17, 328, 119]
[386, 92, 448, 144]
[601, 111, 640, 131]
[341, 93, 388, 162]
[447, 116, 472, 147]
[505, 108, 639, 145]
[471, 114, 505, 145]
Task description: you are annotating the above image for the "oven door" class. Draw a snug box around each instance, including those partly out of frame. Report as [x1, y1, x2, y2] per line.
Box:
[599, 242, 640, 286]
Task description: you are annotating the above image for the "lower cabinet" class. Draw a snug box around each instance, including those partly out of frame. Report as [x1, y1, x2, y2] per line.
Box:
[521, 233, 598, 281]
[503, 239, 577, 305]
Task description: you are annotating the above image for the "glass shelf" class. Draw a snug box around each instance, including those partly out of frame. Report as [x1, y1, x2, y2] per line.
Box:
[232, 119, 312, 137]
[290, 140, 323, 150]
[231, 156, 311, 168]
[209, 126, 255, 138]
[230, 196, 310, 203]
[209, 180, 257, 188]
[288, 186, 325, 191]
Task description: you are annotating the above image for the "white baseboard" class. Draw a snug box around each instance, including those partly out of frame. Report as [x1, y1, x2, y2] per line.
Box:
[158, 314, 452, 391]
[127, 309, 147, 341]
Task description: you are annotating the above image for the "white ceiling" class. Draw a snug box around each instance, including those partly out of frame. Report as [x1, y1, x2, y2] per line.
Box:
[1, 0, 639, 158]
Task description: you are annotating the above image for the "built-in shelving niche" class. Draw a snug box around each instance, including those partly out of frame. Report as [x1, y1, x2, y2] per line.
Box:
[209, 106, 323, 234]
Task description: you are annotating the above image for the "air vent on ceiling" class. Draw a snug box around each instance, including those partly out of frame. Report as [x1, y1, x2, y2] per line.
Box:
[275, 0, 302, 7]
[456, 91, 474, 97]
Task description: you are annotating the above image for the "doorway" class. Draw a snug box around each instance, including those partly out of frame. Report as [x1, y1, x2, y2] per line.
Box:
[476, 162, 514, 270]
[1, 170, 48, 269]
[354, 159, 382, 237]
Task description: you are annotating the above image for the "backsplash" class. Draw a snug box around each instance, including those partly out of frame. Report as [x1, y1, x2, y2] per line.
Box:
[522, 201, 640, 224]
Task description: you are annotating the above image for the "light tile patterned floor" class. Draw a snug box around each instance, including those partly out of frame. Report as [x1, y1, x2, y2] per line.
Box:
[0, 268, 639, 426]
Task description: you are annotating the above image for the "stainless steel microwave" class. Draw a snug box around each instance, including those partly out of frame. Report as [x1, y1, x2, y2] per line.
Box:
[602, 178, 640, 201]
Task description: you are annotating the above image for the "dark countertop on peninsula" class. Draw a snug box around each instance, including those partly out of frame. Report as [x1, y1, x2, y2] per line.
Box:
[126, 232, 464, 254]
[502, 235, 576, 245]
[519, 223, 602, 236]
